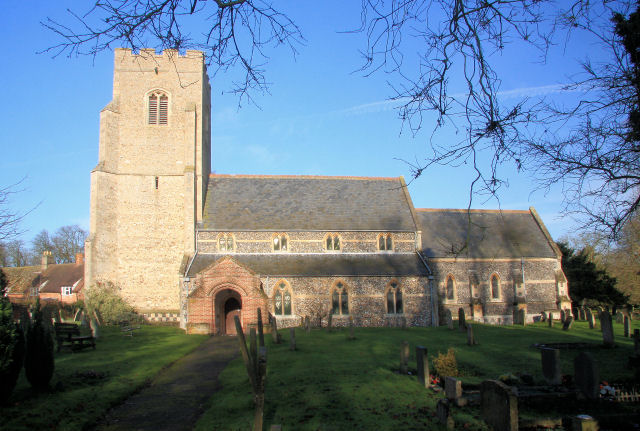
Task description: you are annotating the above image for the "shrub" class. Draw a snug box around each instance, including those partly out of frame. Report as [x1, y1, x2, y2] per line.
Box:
[0, 270, 25, 404]
[432, 347, 458, 379]
[25, 298, 55, 391]
[85, 281, 137, 325]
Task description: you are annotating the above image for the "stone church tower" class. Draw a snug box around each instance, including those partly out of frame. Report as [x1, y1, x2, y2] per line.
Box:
[85, 48, 211, 312]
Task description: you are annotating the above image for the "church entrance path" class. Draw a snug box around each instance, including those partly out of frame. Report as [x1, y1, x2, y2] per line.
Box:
[94, 335, 238, 431]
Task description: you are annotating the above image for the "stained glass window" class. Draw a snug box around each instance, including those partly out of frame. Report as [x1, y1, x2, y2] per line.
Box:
[274, 281, 292, 316]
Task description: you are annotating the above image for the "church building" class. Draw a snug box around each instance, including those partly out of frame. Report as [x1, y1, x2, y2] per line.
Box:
[84, 49, 570, 334]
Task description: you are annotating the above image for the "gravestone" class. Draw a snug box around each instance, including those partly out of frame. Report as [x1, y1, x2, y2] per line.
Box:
[541, 311, 547, 322]
[615, 311, 624, 324]
[579, 308, 586, 321]
[586, 309, 595, 329]
[445, 376, 462, 401]
[572, 415, 599, 431]
[601, 310, 615, 347]
[458, 308, 466, 331]
[436, 399, 454, 430]
[517, 308, 526, 326]
[548, 314, 553, 328]
[401, 316, 407, 330]
[289, 327, 296, 351]
[416, 346, 430, 388]
[348, 315, 355, 340]
[574, 352, 599, 400]
[481, 380, 518, 431]
[635, 329, 640, 356]
[400, 341, 409, 374]
[444, 309, 453, 330]
[467, 324, 477, 346]
[305, 315, 310, 333]
[562, 316, 573, 331]
[573, 308, 579, 321]
[327, 313, 333, 331]
[624, 315, 631, 338]
[271, 316, 281, 344]
[560, 309, 566, 324]
[257, 308, 265, 347]
[541, 347, 562, 385]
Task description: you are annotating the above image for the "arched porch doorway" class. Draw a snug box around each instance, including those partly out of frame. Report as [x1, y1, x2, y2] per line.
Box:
[214, 288, 242, 335]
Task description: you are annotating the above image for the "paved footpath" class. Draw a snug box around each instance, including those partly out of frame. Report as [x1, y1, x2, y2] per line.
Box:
[94, 336, 238, 431]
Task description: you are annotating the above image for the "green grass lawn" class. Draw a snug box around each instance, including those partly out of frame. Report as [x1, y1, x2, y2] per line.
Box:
[195, 320, 639, 431]
[1, 325, 207, 431]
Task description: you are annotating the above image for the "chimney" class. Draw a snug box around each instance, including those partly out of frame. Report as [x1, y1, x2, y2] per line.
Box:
[75, 253, 84, 266]
[41, 251, 54, 271]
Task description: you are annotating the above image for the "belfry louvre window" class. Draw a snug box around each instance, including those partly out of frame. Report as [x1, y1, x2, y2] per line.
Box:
[274, 281, 292, 316]
[148, 92, 168, 125]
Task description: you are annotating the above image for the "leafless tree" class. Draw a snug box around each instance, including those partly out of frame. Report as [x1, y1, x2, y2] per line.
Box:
[0, 181, 30, 243]
[4, 240, 32, 268]
[51, 225, 88, 264]
[41, 0, 304, 104]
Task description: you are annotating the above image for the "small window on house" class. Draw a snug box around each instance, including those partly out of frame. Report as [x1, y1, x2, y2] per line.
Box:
[491, 274, 500, 299]
[218, 234, 234, 252]
[325, 234, 340, 251]
[386, 281, 403, 314]
[273, 234, 288, 252]
[331, 281, 349, 315]
[446, 275, 456, 300]
[274, 281, 292, 316]
[378, 233, 393, 251]
[148, 91, 168, 125]
[61, 286, 72, 296]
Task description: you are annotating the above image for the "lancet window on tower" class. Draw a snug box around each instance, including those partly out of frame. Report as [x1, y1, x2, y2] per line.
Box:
[148, 91, 168, 125]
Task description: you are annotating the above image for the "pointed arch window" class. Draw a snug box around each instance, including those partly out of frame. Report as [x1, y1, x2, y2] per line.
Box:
[386, 281, 403, 314]
[446, 274, 456, 300]
[272, 234, 288, 252]
[325, 234, 341, 251]
[217, 233, 234, 252]
[274, 281, 292, 316]
[148, 91, 168, 125]
[378, 233, 393, 251]
[469, 273, 479, 298]
[490, 274, 501, 299]
[331, 281, 349, 315]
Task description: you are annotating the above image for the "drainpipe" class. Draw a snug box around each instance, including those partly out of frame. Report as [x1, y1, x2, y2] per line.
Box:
[521, 257, 527, 298]
[416, 251, 438, 327]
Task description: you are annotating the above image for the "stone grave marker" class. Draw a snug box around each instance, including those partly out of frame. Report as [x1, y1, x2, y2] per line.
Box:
[327, 313, 333, 331]
[400, 341, 409, 374]
[416, 346, 429, 388]
[458, 308, 466, 331]
[580, 308, 587, 320]
[271, 316, 281, 344]
[436, 399, 454, 430]
[573, 308, 579, 321]
[445, 376, 462, 401]
[615, 311, 624, 324]
[560, 309, 566, 324]
[624, 315, 631, 338]
[572, 415, 598, 431]
[348, 315, 355, 340]
[601, 310, 615, 347]
[467, 324, 477, 346]
[586, 309, 595, 329]
[257, 308, 265, 347]
[562, 316, 574, 331]
[541, 311, 547, 322]
[548, 314, 553, 327]
[574, 352, 599, 400]
[541, 347, 562, 385]
[517, 308, 526, 326]
[304, 315, 310, 333]
[401, 316, 407, 330]
[635, 329, 640, 356]
[444, 309, 453, 330]
[481, 380, 518, 431]
[289, 327, 296, 351]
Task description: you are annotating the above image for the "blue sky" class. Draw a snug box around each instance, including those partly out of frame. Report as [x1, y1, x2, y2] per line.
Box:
[0, 1, 603, 243]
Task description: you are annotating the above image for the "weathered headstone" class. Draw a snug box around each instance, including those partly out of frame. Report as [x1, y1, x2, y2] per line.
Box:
[271, 315, 281, 344]
[416, 346, 430, 388]
[445, 376, 462, 401]
[624, 315, 631, 338]
[458, 308, 466, 331]
[574, 352, 599, 400]
[580, 308, 586, 321]
[572, 415, 599, 431]
[601, 310, 615, 347]
[560, 309, 566, 323]
[444, 309, 453, 330]
[548, 314, 553, 328]
[467, 324, 477, 346]
[541, 347, 562, 385]
[481, 380, 518, 431]
[257, 308, 265, 347]
[400, 341, 409, 374]
[304, 315, 310, 333]
[615, 311, 624, 324]
[586, 309, 595, 329]
[401, 315, 407, 330]
[436, 399, 454, 430]
[327, 313, 333, 331]
[517, 308, 526, 326]
[634, 329, 640, 356]
[289, 327, 296, 351]
[541, 311, 547, 322]
[562, 316, 573, 331]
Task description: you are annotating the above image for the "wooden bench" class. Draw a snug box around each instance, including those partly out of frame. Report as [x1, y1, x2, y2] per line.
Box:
[54, 323, 96, 352]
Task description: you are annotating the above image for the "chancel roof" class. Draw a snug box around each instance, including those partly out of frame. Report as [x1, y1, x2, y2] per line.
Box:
[417, 208, 557, 259]
[187, 253, 429, 278]
[202, 175, 417, 231]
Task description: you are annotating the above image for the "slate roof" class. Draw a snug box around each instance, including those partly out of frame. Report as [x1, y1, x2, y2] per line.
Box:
[202, 175, 417, 231]
[417, 209, 557, 259]
[186, 253, 429, 278]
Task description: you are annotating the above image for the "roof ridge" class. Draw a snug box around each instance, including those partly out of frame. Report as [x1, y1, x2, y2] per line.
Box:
[209, 173, 399, 181]
[416, 208, 530, 214]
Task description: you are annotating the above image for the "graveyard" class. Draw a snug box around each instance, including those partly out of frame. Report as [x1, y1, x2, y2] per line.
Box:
[1, 315, 639, 430]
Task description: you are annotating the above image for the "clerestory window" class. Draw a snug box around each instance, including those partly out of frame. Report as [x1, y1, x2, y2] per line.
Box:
[325, 234, 341, 251]
[273, 234, 288, 252]
[218, 234, 234, 252]
[378, 233, 393, 251]
[148, 91, 168, 125]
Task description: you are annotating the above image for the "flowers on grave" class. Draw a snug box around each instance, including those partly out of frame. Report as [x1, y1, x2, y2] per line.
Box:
[430, 374, 440, 386]
[599, 381, 616, 399]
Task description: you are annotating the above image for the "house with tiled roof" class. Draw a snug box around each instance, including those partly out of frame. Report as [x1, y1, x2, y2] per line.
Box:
[84, 49, 569, 334]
